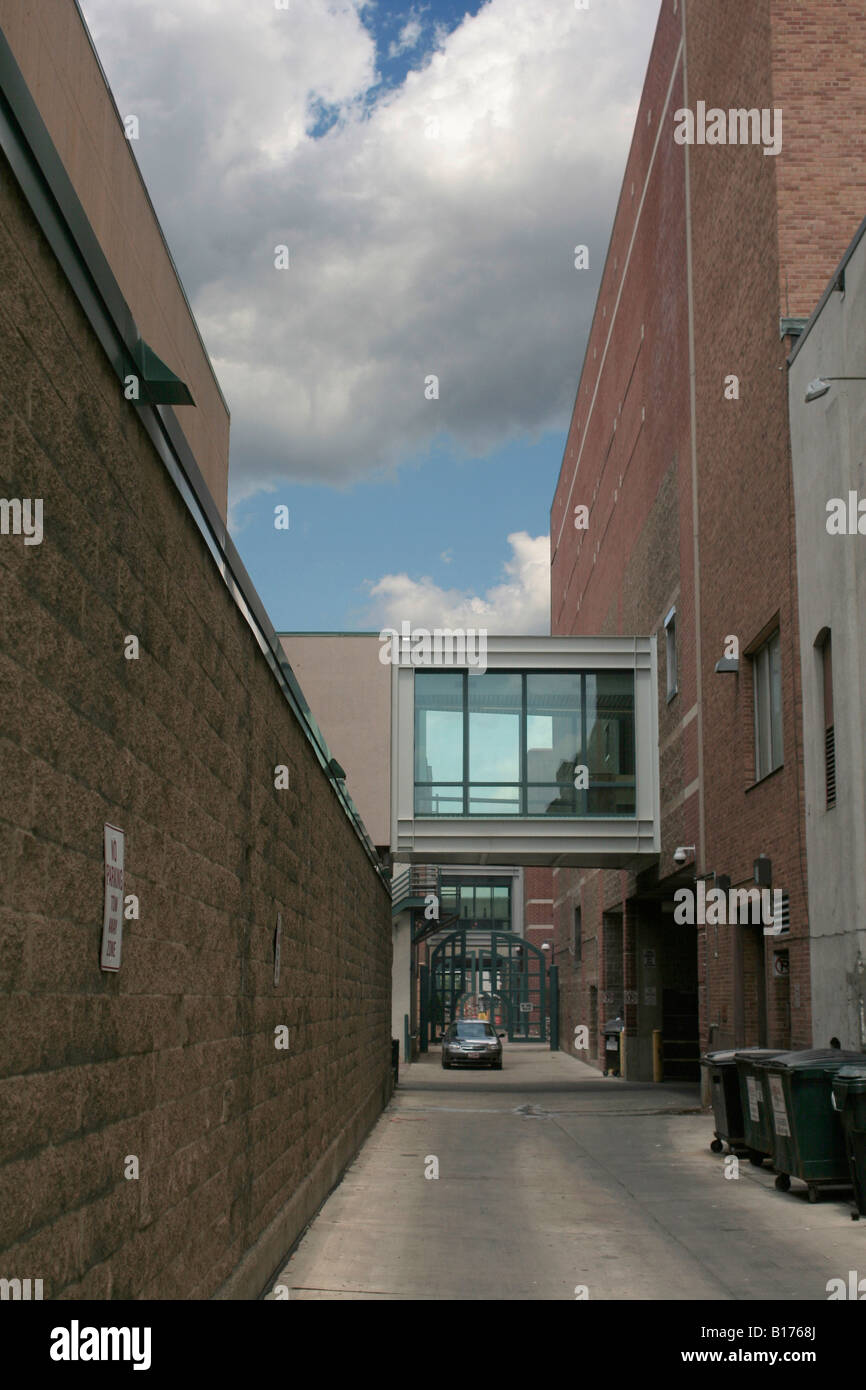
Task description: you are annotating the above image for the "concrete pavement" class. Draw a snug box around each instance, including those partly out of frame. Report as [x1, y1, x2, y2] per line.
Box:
[264, 1044, 864, 1300]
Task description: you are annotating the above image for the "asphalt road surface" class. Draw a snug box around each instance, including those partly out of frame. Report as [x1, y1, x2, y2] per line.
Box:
[265, 1045, 863, 1300]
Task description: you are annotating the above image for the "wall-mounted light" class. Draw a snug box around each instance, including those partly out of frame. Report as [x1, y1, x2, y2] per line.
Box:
[754, 855, 772, 887]
[805, 375, 866, 404]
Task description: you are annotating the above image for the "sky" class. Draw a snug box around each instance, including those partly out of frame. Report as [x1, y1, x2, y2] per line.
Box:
[78, 0, 661, 635]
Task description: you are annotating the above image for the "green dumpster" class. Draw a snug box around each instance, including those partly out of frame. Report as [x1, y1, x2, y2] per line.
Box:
[702, 1049, 785, 1157]
[754, 1049, 866, 1202]
[832, 1066, 866, 1217]
[702, 1050, 743, 1154]
[733, 1049, 791, 1165]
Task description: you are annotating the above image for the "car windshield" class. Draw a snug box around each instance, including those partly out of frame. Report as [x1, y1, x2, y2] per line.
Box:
[453, 1023, 494, 1039]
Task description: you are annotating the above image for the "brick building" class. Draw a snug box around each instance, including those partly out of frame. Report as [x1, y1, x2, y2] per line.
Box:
[0, 1, 391, 1299]
[550, 0, 866, 1080]
[523, 865, 556, 957]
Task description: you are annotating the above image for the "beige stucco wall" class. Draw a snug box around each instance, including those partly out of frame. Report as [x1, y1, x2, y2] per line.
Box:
[279, 634, 391, 849]
[0, 0, 230, 519]
[788, 224, 866, 1051]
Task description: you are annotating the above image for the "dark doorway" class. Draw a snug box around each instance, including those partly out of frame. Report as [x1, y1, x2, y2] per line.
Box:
[660, 920, 700, 1080]
[743, 925, 768, 1046]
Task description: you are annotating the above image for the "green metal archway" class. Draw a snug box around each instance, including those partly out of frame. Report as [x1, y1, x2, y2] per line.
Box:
[422, 930, 552, 1046]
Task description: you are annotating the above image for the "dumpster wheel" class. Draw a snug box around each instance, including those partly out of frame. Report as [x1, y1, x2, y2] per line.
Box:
[775, 1173, 791, 1192]
[748, 1150, 765, 1166]
[710, 1138, 723, 1154]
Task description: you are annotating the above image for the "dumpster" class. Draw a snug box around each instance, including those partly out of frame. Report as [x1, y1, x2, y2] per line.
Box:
[603, 1016, 624, 1077]
[702, 1049, 785, 1157]
[832, 1066, 866, 1218]
[754, 1049, 866, 1201]
[734, 1049, 791, 1165]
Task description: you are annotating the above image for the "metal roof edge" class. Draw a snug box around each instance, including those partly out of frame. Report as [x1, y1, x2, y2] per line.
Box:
[67, 1, 231, 421]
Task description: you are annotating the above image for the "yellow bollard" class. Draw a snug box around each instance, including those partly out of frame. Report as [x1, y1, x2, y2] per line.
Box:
[652, 1028, 664, 1082]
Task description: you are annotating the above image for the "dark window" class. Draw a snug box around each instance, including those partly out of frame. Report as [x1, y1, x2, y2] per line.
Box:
[442, 877, 512, 931]
[664, 608, 677, 699]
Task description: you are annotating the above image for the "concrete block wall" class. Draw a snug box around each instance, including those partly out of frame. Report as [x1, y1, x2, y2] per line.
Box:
[0, 148, 392, 1300]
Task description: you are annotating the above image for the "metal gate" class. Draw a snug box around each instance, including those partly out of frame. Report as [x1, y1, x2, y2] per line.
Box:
[425, 930, 548, 1043]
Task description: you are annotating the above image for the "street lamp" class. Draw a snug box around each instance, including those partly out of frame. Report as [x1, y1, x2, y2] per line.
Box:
[805, 375, 866, 403]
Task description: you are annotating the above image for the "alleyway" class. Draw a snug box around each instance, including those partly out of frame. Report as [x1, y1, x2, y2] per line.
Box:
[266, 1046, 864, 1301]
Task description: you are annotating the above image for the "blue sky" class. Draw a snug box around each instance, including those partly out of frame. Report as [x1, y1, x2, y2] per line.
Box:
[80, 0, 660, 635]
[235, 429, 565, 631]
[312, 0, 493, 133]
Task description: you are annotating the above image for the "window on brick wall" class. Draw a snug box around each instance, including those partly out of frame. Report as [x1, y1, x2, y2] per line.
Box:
[572, 905, 582, 961]
[752, 630, 783, 781]
[664, 607, 678, 700]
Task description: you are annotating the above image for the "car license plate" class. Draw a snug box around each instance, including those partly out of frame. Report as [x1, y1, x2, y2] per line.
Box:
[467, 1051, 481, 1059]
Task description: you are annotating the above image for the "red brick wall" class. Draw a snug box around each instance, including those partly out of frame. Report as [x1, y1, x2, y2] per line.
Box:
[523, 866, 555, 945]
[770, 0, 866, 318]
[551, 0, 694, 1065]
[684, 0, 865, 1048]
[550, 0, 866, 1065]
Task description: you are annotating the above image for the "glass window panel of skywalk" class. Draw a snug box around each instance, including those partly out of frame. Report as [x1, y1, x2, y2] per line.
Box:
[414, 670, 636, 816]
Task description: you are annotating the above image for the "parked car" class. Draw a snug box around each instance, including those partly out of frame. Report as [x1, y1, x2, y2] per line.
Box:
[441, 1020, 504, 1070]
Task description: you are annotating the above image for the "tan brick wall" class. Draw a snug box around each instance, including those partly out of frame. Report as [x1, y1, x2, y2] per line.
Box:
[0, 149, 392, 1300]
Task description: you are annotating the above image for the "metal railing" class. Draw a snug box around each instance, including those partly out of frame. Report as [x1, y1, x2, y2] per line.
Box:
[391, 865, 441, 907]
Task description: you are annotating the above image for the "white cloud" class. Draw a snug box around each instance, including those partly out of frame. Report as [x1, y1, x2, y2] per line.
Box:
[78, 0, 660, 502]
[365, 531, 550, 634]
[388, 16, 424, 59]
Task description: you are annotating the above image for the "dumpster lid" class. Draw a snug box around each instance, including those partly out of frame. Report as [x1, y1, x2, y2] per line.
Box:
[731, 1048, 789, 1061]
[834, 1065, 866, 1084]
[754, 1048, 866, 1073]
[703, 1048, 783, 1064]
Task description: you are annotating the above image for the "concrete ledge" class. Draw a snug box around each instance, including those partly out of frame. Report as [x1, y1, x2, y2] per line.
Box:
[213, 1073, 392, 1301]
